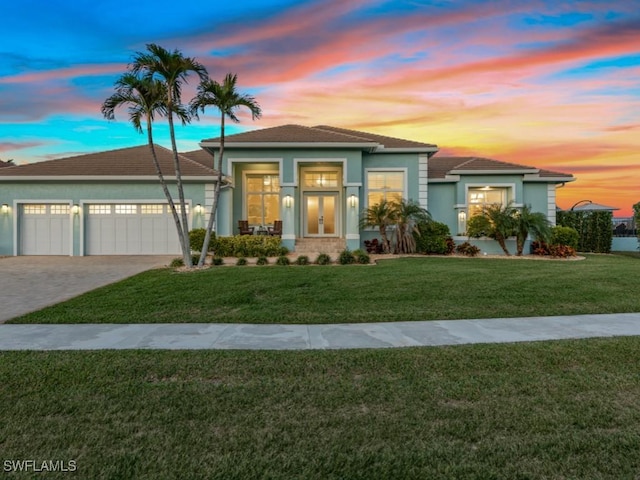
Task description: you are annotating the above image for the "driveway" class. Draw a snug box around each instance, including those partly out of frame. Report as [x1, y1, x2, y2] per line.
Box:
[0, 256, 173, 323]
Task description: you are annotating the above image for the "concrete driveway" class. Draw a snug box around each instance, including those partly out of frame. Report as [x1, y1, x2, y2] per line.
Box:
[0, 256, 173, 323]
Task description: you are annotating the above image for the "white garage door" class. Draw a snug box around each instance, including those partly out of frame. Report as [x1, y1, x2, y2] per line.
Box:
[20, 204, 71, 255]
[85, 203, 185, 255]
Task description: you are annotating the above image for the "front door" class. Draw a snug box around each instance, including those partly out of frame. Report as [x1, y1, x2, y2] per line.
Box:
[304, 193, 337, 237]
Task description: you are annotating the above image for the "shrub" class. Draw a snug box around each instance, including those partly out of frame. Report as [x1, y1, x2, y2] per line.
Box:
[456, 242, 480, 257]
[189, 228, 215, 253]
[236, 257, 248, 266]
[315, 253, 332, 265]
[338, 249, 355, 265]
[557, 210, 613, 253]
[192, 254, 201, 266]
[531, 241, 576, 258]
[364, 238, 384, 254]
[278, 246, 290, 256]
[353, 249, 370, 264]
[211, 235, 283, 257]
[256, 256, 269, 266]
[550, 226, 579, 250]
[295, 255, 310, 265]
[170, 257, 184, 268]
[276, 255, 291, 266]
[211, 256, 224, 266]
[415, 221, 454, 255]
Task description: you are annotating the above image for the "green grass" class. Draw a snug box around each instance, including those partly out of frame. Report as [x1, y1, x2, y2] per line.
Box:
[2, 338, 640, 479]
[9, 253, 640, 324]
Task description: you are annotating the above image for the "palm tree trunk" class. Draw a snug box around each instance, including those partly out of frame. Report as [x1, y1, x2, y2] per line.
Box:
[496, 234, 511, 255]
[198, 115, 225, 266]
[145, 117, 187, 259]
[166, 106, 192, 267]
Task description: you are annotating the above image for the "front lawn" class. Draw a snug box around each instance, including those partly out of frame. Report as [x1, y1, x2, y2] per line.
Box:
[2, 338, 640, 479]
[9, 254, 640, 324]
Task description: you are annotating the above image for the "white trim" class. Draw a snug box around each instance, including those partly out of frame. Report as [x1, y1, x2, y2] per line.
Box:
[547, 184, 557, 225]
[226, 158, 283, 187]
[202, 141, 379, 151]
[363, 168, 409, 208]
[346, 233, 360, 240]
[282, 234, 296, 241]
[524, 173, 576, 183]
[418, 153, 429, 211]
[291, 158, 349, 187]
[450, 169, 538, 175]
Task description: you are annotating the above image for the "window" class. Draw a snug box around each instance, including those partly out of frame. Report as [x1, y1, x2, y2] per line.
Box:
[141, 204, 164, 215]
[302, 171, 338, 188]
[89, 205, 112, 215]
[24, 204, 46, 215]
[467, 187, 508, 217]
[367, 171, 404, 206]
[115, 204, 137, 215]
[246, 174, 279, 226]
[169, 204, 190, 215]
[50, 205, 70, 215]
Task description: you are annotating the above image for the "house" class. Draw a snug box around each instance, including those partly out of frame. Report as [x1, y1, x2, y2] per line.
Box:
[0, 124, 573, 256]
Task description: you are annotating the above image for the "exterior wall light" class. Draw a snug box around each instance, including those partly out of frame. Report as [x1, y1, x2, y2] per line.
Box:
[284, 195, 292, 208]
[194, 204, 203, 214]
[1, 204, 9, 214]
[349, 194, 357, 208]
[457, 210, 467, 235]
[71, 205, 80, 214]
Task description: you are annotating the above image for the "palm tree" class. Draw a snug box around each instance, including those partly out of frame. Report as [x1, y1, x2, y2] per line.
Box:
[360, 199, 396, 253]
[394, 199, 431, 254]
[101, 72, 191, 259]
[514, 205, 551, 256]
[131, 44, 208, 266]
[190, 73, 262, 266]
[467, 202, 517, 255]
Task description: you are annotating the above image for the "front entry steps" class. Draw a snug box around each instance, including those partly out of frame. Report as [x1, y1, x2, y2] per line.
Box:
[294, 238, 346, 255]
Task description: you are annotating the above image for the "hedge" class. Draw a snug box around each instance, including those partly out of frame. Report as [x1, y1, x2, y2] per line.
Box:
[556, 210, 613, 253]
[189, 229, 286, 257]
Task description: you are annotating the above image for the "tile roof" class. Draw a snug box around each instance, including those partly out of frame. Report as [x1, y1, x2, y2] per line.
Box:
[0, 145, 216, 177]
[201, 124, 437, 150]
[0, 160, 13, 168]
[429, 156, 573, 179]
[182, 149, 216, 169]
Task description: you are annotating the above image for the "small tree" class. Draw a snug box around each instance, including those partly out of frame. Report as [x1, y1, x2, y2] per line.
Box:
[514, 205, 551, 256]
[360, 199, 396, 253]
[467, 202, 517, 255]
[393, 199, 431, 254]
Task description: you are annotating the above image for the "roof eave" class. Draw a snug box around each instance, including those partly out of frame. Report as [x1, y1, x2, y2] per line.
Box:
[449, 168, 540, 175]
[0, 175, 218, 182]
[200, 141, 381, 151]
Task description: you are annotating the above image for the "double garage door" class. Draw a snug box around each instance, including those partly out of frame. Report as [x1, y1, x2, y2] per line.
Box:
[20, 203, 184, 255]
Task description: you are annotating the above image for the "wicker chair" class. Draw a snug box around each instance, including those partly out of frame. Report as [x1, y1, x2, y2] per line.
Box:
[268, 220, 282, 237]
[238, 220, 254, 235]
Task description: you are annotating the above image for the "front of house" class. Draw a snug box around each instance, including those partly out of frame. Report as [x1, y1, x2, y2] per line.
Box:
[0, 124, 573, 256]
[200, 124, 573, 254]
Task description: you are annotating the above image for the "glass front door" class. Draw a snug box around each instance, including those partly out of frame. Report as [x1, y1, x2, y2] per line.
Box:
[304, 194, 337, 236]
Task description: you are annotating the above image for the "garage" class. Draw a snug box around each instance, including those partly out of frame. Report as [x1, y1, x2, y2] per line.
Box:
[85, 203, 185, 255]
[20, 203, 71, 255]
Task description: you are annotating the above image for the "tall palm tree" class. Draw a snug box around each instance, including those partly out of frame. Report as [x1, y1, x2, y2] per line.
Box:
[101, 72, 191, 259]
[514, 205, 551, 256]
[360, 199, 396, 254]
[190, 73, 262, 266]
[394, 199, 431, 254]
[131, 44, 208, 266]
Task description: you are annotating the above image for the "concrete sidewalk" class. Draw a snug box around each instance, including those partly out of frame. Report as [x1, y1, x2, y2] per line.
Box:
[1, 313, 639, 350]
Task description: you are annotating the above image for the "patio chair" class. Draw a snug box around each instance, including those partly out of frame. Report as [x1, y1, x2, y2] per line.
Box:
[268, 220, 282, 237]
[238, 220, 254, 235]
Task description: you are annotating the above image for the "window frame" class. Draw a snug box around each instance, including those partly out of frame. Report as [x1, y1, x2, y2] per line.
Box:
[364, 168, 408, 208]
[243, 172, 281, 227]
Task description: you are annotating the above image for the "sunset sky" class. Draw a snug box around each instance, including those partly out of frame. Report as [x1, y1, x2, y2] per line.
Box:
[2, 0, 639, 215]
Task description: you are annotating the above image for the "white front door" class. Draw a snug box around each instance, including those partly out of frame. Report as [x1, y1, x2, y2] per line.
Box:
[304, 193, 337, 237]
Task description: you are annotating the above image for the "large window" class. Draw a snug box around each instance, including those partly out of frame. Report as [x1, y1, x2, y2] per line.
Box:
[246, 174, 280, 226]
[467, 187, 508, 217]
[367, 171, 404, 206]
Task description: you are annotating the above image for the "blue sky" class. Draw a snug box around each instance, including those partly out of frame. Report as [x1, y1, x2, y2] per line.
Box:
[2, 0, 639, 213]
